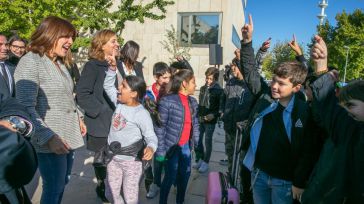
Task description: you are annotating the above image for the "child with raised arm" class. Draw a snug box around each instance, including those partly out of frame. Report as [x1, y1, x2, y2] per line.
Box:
[301, 36, 364, 204]
[240, 15, 315, 204]
[103, 56, 158, 204]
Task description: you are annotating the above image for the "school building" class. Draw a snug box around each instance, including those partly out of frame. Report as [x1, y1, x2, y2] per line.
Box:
[111, 0, 247, 86]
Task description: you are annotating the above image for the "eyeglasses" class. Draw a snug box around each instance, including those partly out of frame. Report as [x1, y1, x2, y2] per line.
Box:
[10, 44, 26, 50]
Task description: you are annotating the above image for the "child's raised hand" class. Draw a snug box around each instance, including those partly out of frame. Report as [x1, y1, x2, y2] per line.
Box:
[142, 146, 154, 161]
[311, 35, 328, 72]
[288, 34, 302, 56]
[241, 14, 253, 43]
[260, 37, 271, 52]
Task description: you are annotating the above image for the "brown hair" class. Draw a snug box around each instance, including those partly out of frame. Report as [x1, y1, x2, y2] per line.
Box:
[339, 80, 364, 103]
[88, 29, 116, 61]
[205, 67, 219, 81]
[120, 40, 139, 67]
[64, 50, 74, 68]
[9, 35, 27, 46]
[273, 61, 307, 86]
[168, 69, 194, 94]
[28, 16, 76, 64]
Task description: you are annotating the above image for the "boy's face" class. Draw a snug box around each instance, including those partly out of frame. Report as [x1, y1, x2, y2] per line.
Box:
[155, 72, 171, 87]
[342, 99, 364, 122]
[231, 65, 243, 79]
[205, 74, 215, 87]
[270, 75, 301, 100]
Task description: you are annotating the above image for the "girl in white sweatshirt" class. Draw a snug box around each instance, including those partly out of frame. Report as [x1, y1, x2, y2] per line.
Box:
[103, 64, 158, 204]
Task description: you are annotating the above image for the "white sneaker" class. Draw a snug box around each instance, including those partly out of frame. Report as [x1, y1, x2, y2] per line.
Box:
[198, 161, 209, 173]
[192, 159, 203, 169]
[146, 183, 160, 199]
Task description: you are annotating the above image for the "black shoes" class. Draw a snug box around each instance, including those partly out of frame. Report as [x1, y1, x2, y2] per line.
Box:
[96, 181, 109, 202]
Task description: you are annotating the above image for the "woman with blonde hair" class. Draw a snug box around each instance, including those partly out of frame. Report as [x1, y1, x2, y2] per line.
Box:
[76, 29, 120, 202]
[14, 16, 87, 204]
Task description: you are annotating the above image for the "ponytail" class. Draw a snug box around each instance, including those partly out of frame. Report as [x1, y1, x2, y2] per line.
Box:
[124, 75, 162, 126]
[167, 69, 194, 94]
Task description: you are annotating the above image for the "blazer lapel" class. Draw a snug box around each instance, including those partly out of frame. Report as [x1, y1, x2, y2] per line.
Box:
[41, 56, 75, 102]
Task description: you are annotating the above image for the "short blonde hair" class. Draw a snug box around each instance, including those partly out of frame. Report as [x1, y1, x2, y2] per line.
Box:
[88, 29, 116, 61]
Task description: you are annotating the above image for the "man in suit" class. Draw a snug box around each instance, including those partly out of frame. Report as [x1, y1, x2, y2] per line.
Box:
[0, 34, 15, 101]
[0, 34, 37, 204]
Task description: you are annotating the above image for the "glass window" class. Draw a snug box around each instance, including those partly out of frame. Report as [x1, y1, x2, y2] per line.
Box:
[232, 26, 241, 49]
[178, 13, 222, 46]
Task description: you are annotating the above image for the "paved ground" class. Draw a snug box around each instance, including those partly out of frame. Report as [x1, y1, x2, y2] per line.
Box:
[25, 124, 228, 204]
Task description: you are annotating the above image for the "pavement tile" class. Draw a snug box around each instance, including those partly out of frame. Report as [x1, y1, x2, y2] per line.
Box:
[28, 125, 228, 204]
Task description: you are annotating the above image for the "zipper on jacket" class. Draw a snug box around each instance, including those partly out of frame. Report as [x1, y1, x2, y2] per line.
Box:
[188, 98, 195, 148]
[176, 96, 185, 144]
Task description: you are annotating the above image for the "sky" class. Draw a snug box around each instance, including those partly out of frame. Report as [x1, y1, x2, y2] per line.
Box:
[243, 0, 364, 51]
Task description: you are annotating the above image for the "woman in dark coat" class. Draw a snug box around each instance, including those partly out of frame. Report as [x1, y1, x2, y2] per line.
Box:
[117, 40, 144, 80]
[76, 29, 120, 202]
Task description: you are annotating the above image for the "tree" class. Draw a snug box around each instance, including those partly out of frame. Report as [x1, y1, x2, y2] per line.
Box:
[0, 0, 174, 49]
[316, 9, 364, 80]
[261, 41, 304, 79]
[160, 25, 191, 63]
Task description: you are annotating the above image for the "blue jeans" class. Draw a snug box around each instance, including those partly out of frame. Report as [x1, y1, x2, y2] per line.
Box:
[159, 144, 191, 204]
[251, 169, 293, 204]
[153, 156, 165, 187]
[37, 151, 75, 204]
[196, 123, 216, 163]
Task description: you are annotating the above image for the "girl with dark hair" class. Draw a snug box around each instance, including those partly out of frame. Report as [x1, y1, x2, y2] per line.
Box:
[14, 16, 86, 204]
[118, 40, 144, 79]
[154, 69, 199, 204]
[103, 62, 158, 204]
[8, 35, 27, 65]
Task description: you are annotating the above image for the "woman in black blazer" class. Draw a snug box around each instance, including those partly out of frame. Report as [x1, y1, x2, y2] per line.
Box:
[117, 40, 144, 80]
[76, 29, 120, 202]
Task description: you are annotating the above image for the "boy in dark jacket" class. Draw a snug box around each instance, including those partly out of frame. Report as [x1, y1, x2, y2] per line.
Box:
[194, 67, 223, 173]
[240, 15, 315, 204]
[301, 35, 364, 204]
[220, 61, 255, 173]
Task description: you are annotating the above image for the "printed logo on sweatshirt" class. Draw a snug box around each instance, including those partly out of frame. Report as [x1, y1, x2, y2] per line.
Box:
[112, 113, 127, 130]
[295, 119, 303, 128]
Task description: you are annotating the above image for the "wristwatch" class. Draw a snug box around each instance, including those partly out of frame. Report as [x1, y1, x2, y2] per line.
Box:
[5, 116, 27, 135]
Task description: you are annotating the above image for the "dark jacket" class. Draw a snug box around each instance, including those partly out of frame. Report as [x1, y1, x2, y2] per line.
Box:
[117, 60, 144, 80]
[198, 82, 223, 124]
[154, 94, 199, 157]
[76, 59, 114, 139]
[302, 73, 364, 203]
[219, 78, 255, 131]
[0, 62, 15, 102]
[240, 41, 316, 188]
[0, 97, 37, 194]
[7, 53, 20, 66]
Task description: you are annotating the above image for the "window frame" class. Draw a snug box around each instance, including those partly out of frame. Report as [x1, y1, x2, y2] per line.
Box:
[177, 12, 223, 48]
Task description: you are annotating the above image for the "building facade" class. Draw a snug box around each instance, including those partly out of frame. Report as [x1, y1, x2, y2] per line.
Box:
[112, 0, 246, 87]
